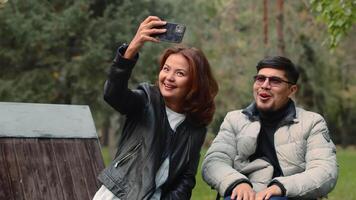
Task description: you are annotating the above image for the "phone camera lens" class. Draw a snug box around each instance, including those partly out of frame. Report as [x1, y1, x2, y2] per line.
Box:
[175, 25, 184, 33]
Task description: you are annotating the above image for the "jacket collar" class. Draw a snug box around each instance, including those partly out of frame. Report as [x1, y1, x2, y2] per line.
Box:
[242, 99, 298, 126]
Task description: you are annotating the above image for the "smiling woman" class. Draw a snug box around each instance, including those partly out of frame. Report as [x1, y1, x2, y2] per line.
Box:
[158, 46, 217, 125]
[158, 53, 191, 113]
[93, 16, 218, 200]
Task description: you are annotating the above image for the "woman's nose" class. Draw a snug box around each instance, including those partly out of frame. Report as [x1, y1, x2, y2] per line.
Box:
[167, 72, 175, 81]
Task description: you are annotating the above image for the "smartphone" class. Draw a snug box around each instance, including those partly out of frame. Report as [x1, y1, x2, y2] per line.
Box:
[155, 22, 186, 43]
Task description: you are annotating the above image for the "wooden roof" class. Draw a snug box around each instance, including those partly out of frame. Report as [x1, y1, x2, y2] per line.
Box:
[0, 102, 105, 200]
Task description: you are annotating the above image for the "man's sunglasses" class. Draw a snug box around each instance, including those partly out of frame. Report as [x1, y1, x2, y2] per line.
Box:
[253, 75, 295, 87]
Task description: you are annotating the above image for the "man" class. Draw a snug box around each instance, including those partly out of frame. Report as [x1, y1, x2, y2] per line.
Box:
[202, 56, 338, 200]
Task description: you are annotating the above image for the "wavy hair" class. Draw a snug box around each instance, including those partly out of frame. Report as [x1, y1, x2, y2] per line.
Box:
[158, 46, 218, 126]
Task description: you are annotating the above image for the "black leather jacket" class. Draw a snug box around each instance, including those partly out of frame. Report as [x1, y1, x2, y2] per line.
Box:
[98, 44, 207, 200]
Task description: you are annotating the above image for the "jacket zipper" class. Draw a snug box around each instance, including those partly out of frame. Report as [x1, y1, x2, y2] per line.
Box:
[114, 142, 142, 168]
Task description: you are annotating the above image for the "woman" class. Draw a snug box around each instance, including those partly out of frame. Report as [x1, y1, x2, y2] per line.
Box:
[94, 16, 218, 200]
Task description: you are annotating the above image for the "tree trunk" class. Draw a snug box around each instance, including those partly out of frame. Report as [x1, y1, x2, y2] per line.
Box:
[108, 114, 123, 159]
[276, 0, 285, 56]
[100, 115, 110, 146]
[263, 0, 269, 55]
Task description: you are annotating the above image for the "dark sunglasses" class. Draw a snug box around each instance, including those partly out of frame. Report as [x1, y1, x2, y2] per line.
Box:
[253, 75, 295, 87]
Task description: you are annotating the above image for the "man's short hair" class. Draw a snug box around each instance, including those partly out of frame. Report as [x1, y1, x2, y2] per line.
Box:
[256, 56, 299, 84]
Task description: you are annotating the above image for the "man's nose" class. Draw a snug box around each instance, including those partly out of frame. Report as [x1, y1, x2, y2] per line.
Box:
[261, 78, 271, 89]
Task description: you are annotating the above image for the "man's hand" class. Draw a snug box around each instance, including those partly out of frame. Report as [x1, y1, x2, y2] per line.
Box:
[230, 183, 256, 200]
[255, 184, 282, 200]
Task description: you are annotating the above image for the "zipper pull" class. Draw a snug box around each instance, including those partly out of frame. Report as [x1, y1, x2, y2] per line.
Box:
[114, 161, 119, 168]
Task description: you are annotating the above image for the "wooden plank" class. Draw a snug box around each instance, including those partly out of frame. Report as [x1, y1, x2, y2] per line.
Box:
[0, 139, 14, 200]
[38, 139, 65, 200]
[32, 139, 54, 199]
[52, 139, 77, 200]
[0, 137, 104, 200]
[14, 138, 43, 200]
[76, 139, 101, 198]
[64, 139, 90, 200]
[5, 139, 25, 200]
[85, 139, 105, 187]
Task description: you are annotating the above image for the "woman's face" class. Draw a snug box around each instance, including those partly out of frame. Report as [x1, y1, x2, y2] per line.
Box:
[159, 53, 191, 112]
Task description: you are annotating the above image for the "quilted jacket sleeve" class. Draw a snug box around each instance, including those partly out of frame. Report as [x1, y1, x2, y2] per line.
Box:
[201, 111, 251, 196]
[272, 112, 338, 199]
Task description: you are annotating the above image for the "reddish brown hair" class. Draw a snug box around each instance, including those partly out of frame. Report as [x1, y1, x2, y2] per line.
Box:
[158, 46, 218, 126]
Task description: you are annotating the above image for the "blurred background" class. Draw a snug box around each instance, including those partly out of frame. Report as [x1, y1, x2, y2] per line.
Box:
[0, 0, 355, 199]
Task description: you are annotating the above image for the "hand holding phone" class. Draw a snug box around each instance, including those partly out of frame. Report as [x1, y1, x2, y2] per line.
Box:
[154, 22, 186, 43]
[125, 17, 185, 59]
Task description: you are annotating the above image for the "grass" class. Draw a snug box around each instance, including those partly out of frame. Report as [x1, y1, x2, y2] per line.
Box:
[101, 146, 356, 200]
[327, 147, 356, 200]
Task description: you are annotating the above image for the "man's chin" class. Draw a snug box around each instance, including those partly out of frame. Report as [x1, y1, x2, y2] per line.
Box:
[256, 103, 274, 112]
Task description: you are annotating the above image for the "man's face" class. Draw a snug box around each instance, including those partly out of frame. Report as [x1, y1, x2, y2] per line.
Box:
[253, 68, 297, 112]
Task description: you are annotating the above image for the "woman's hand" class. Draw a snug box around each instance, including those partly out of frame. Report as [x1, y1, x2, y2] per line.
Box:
[124, 16, 167, 59]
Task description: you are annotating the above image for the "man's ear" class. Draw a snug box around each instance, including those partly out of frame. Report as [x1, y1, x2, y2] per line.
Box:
[288, 84, 298, 98]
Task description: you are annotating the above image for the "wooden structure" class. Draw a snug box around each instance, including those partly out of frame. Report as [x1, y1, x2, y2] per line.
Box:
[0, 102, 105, 200]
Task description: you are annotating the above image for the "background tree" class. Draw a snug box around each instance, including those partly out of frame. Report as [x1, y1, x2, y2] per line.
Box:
[0, 0, 173, 155]
[263, 0, 269, 54]
[167, 0, 356, 146]
[0, 0, 355, 148]
[276, 0, 285, 56]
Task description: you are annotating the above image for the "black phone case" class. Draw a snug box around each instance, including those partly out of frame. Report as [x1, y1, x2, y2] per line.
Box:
[156, 22, 186, 43]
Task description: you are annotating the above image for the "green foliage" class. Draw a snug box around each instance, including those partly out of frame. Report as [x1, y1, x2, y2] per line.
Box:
[1, 0, 355, 145]
[310, 0, 356, 49]
[0, 0, 173, 127]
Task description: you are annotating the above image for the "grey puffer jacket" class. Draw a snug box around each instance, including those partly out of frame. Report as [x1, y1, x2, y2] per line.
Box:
[202, 103, 338, 199]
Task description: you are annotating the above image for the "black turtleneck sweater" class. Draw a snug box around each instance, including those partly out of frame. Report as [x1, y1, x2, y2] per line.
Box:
[249, 100, 293, 178]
